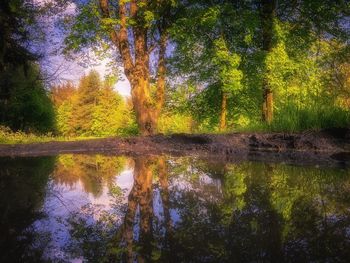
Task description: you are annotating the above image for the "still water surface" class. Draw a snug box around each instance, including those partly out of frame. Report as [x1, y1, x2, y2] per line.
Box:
[1, 154, 350, 262]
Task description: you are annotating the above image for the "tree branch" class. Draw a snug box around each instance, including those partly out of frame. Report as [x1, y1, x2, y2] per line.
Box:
[99, 0, 134, 80]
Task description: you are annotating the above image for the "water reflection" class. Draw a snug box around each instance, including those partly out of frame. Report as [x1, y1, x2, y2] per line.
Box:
[52, 154, 127, 197]
[0, 155, 350, 262]
[0, 157, 55, 263]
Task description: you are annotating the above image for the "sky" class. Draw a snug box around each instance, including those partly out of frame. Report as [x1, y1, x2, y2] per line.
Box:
[37, 0, 131, 97]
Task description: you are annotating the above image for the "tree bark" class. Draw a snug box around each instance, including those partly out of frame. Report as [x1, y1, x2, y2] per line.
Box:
[131, 79, 158, 135]
[262, 87, 273, 124]
[219, 92, 228, 131]
[261, 0, 276, 124]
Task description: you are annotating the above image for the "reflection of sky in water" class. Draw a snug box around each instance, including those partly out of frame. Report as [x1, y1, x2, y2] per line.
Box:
[34, 169, 134, 262]
[32, 164, 210, 261]
[31, 160, 221, 261]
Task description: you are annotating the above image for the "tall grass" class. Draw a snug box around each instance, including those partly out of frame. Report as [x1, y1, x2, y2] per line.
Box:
[269, 104, 350, 132]
[238, 104, 350, 133]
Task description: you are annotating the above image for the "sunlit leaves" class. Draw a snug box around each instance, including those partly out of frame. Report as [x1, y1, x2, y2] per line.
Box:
[212, 37, 243, 94]
[53, 71, 135, 136]
[265, 41, 294, 92]
[144, 10, 155, 27]
[200, 6, 220, 27]
[64, 1, 108, 53]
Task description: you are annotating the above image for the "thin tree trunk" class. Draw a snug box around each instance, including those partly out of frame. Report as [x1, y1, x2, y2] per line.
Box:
[261, 0, 276, 124]
[158, 158, 172, 233]
[155, 31, 168, 119]
[220, 92, 228, 131]
[263, 87, 273, 124]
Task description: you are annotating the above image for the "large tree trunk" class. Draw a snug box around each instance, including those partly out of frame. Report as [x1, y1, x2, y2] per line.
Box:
[99, 0, 168, 136]
[219, 92, 228, 131]
[261, 0, 276, 124]
[131, 81, 157, 135]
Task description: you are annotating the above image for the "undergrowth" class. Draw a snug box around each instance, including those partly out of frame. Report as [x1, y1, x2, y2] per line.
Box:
[0, 126, 99, 144]
[238, 105, 350, 133]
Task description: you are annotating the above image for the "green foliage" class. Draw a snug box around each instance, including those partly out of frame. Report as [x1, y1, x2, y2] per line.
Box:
[159, 83, 194, 134]
[1, 0, 349, 136]
[0, 125, 98, 144]
[57, 101, 75, 135]
[158, 113, 193, 134]
[91, 85, 134, 136]
[169, 1, 350, 133]
[0, 64, 55, 133]
[54, 70, 136, 137]
[212, 37, 243, 94]
[64, 1, 104, 52]
[74, 70, 101, 135]
[0, 0, 56, 134]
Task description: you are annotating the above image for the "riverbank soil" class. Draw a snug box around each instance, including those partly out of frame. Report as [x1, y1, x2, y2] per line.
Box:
[0, 128, 349, 167]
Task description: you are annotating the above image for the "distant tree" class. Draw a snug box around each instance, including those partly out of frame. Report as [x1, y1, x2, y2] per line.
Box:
[260, 0, 276, 124]
[53, 71, 136, 136]
[51, 82, 76, 106]
[52, 82, 77, 136]
[212, 37, 243, 130]
[73, 70, 101, 135]
[91, 79, 131, 136]
[57, 100, 75, 136]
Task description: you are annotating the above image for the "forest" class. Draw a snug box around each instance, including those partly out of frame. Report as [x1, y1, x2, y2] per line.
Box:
[0, 0, 349, 141]
[1, 1, 350, 262]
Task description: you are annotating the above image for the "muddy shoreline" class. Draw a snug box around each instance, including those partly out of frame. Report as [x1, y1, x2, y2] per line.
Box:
[0, 129, 349, 167]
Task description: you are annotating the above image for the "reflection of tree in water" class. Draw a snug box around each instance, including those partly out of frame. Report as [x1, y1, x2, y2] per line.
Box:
[0, 157, 55, 263]
[66, 156, 172, 262]
[226, 163, 284, 262]
[117, 157, 172, 262]
[269, 165, 350, 262]
[66, 157, 350, 262]
[52, 154, 127, 197]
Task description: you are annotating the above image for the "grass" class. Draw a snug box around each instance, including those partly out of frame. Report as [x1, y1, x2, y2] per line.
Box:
[268, 104, 350, 132]
[0, 126, 100, 144]
[236, 104, 350, 133]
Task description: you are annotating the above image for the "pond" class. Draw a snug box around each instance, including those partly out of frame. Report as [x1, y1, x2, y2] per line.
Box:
[0, 154, 350, 262]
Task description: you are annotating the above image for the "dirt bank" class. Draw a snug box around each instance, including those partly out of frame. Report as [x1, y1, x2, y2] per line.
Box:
[0, 128, 349, 167]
